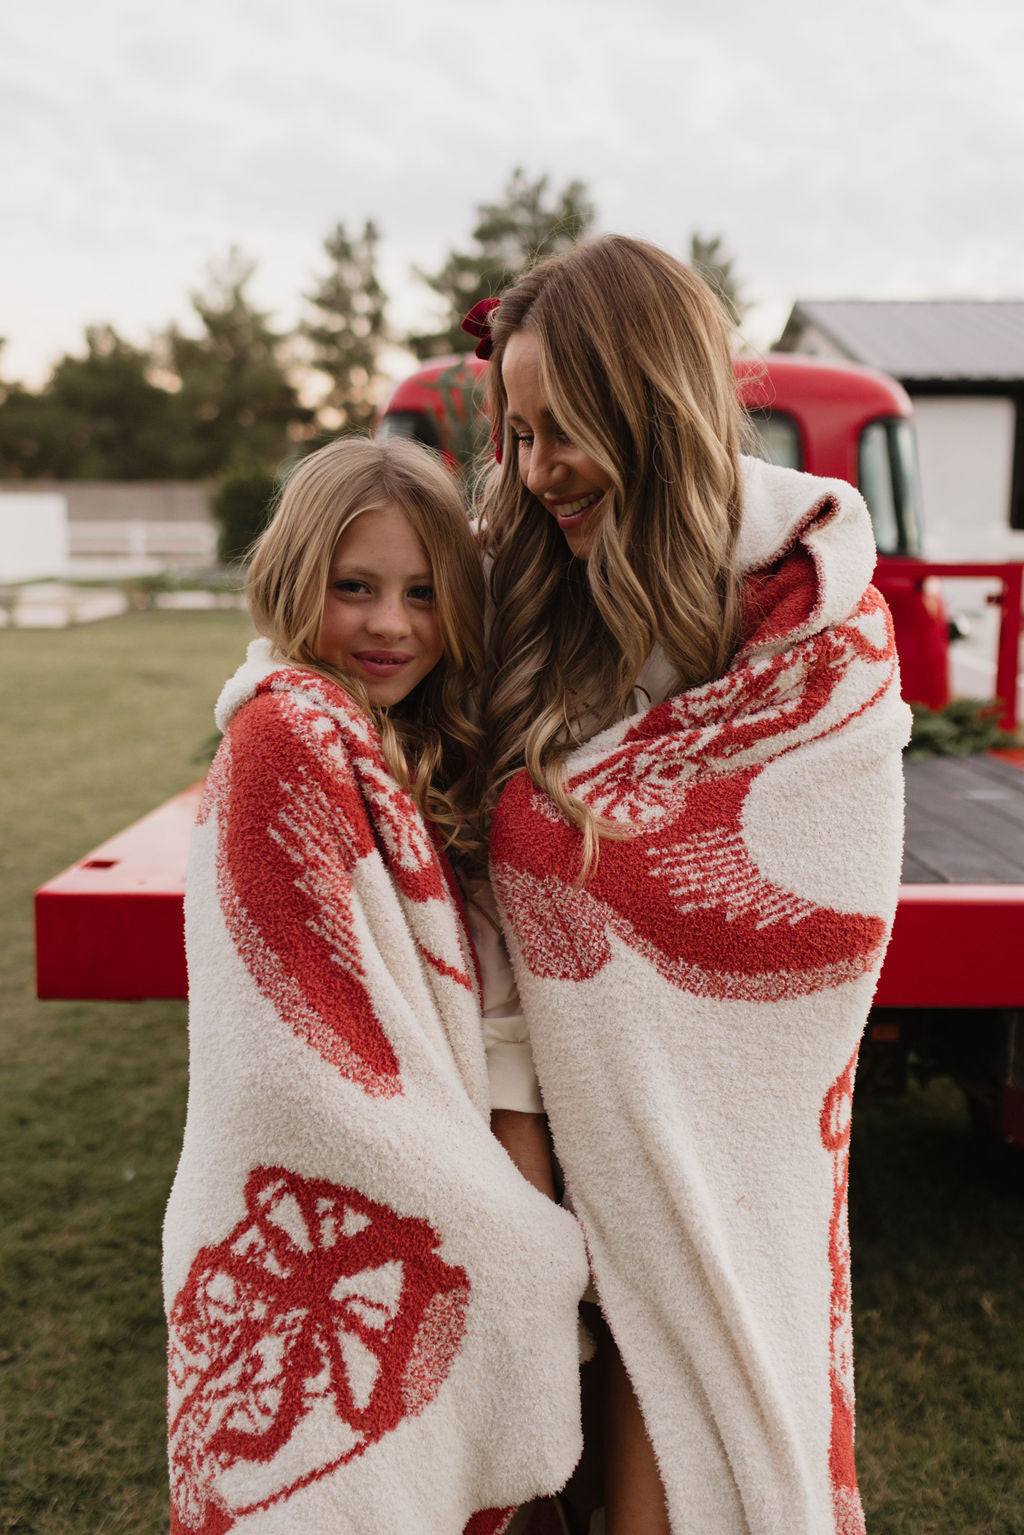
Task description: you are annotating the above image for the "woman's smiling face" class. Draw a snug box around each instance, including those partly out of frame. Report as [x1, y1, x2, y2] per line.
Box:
[501, 330, 612, 558]
[315, 503, 443, 707]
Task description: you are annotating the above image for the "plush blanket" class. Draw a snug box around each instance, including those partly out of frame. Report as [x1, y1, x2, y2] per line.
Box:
[490, 457, 912, 1535]
[163, 641, 589, 1535]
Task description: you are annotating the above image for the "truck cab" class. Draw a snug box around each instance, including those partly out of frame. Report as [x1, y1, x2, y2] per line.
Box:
[378, 355, 492, 470]
[379, 350, 951, 709]
[734, 353, 948, 710]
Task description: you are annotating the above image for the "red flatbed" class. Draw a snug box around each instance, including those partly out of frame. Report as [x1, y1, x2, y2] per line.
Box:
[35, 784, 201, 1000]
[34, 757, 1024, 1005]
[875, 753, 1024, 1008]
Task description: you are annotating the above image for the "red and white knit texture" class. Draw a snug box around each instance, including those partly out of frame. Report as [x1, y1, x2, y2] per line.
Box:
[164, 650, 588, 1534]
[490, 457, 911, 1534]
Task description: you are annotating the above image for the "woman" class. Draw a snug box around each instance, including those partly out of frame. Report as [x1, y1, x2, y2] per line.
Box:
[472, 237, 910, 1535]
[163, 436, 588, 1535]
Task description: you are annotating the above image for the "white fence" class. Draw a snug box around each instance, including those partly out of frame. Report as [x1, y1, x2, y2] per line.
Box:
[0, 482, 217, 578]
[68, 518, 218, 573]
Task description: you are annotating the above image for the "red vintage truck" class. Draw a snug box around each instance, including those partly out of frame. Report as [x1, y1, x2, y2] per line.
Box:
[378, 350, 1022, 726]
[35, 352, 1024, 1145]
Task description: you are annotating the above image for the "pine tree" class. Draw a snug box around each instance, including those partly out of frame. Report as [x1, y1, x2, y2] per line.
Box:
[161, 248, 308, 478]
[408, 169, 595, 359]
[302, 220, 387, 435]
[0, 327, 178, 479]
[689, 233, 748, 327]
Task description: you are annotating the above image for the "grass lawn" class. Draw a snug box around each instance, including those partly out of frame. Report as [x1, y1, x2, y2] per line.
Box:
[1, 610, 253, 1535]
[2, 611, 1022, 1534]
[850, 1084, 1024, 1533]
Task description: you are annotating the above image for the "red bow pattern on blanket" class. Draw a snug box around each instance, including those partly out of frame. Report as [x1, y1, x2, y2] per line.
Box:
[168, 1167, 471, 1533]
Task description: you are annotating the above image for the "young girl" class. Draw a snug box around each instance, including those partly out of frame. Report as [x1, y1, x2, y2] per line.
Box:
[162, 435, 587, 1535]
[472, 238, 911, 1535]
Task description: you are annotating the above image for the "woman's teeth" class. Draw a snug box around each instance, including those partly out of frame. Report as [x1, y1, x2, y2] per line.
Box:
[557, 493, 601, 516]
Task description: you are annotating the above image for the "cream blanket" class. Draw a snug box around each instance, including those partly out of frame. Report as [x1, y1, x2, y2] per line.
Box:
[163, 643, 588, 1535]
[490, 458, 911, 1534]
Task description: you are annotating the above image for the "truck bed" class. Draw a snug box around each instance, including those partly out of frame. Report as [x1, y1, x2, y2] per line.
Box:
[902, 752, 1024, 884]
[34, 756, 1024, 1004]
[873, 752, 1024, 1008]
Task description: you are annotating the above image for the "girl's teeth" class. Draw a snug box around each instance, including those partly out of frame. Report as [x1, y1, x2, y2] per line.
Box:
[560, 494, 598, 515]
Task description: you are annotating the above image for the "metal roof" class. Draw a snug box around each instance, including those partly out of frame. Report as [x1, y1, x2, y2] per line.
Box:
[781, 301, 1024, 383]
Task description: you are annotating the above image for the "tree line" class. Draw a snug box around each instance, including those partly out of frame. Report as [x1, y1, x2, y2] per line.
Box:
[0, 169, 745, 488]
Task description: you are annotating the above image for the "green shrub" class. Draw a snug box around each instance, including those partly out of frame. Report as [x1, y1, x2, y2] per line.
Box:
[906, 697, 1023, 758]
[210, 464, 278, 565]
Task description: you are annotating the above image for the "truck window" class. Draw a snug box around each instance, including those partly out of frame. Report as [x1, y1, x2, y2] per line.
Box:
[744, 409, 802, 471]
[891, 418, 924, 556]
[378, 410, 441, 451]
[858, 419, 923, 557]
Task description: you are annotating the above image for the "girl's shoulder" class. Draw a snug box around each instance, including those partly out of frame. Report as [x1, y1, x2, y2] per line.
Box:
[215, 639, 359, 728]
[215, 639, 375, 767]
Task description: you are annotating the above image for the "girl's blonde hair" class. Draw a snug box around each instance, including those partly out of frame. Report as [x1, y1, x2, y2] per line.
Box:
[480, 234, 745, 869]
[248, 434, 485, 864]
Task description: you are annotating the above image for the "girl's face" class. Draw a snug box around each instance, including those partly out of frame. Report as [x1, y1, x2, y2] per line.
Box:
[501, 329, 612, 558]
[316, 503, 444, 707]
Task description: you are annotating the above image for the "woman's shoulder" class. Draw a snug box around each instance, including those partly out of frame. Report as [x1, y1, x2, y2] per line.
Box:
[736, 454, 873, 574]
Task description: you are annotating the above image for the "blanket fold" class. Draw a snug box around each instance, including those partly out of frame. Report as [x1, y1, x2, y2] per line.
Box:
[490, 458, 911, 1535]
[164, 642, 588, 1535]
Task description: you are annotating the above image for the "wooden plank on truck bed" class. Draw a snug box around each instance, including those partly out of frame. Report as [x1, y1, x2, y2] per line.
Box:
[900, 754, 1024, 884]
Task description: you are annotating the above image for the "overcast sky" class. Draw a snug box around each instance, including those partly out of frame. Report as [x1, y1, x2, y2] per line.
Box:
[3, 0, 1022, 386]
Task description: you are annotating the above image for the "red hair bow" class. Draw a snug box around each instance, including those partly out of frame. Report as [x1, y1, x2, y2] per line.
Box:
[461, 297, 499, 360]
[460, 297, 503, 462]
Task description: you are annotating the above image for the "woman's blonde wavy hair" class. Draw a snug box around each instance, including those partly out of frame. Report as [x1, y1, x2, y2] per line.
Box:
[248, 435, 485, 865]
[479, 235, 745, 871]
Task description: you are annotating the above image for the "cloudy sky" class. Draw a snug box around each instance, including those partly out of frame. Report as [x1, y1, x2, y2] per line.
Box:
[3, 0, 1022, 386]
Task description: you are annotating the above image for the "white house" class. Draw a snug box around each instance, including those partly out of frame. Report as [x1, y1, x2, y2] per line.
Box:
[0, 492, 69, 583]
[776, 300, 1024, 703]
[776, 300, 1024, 562]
